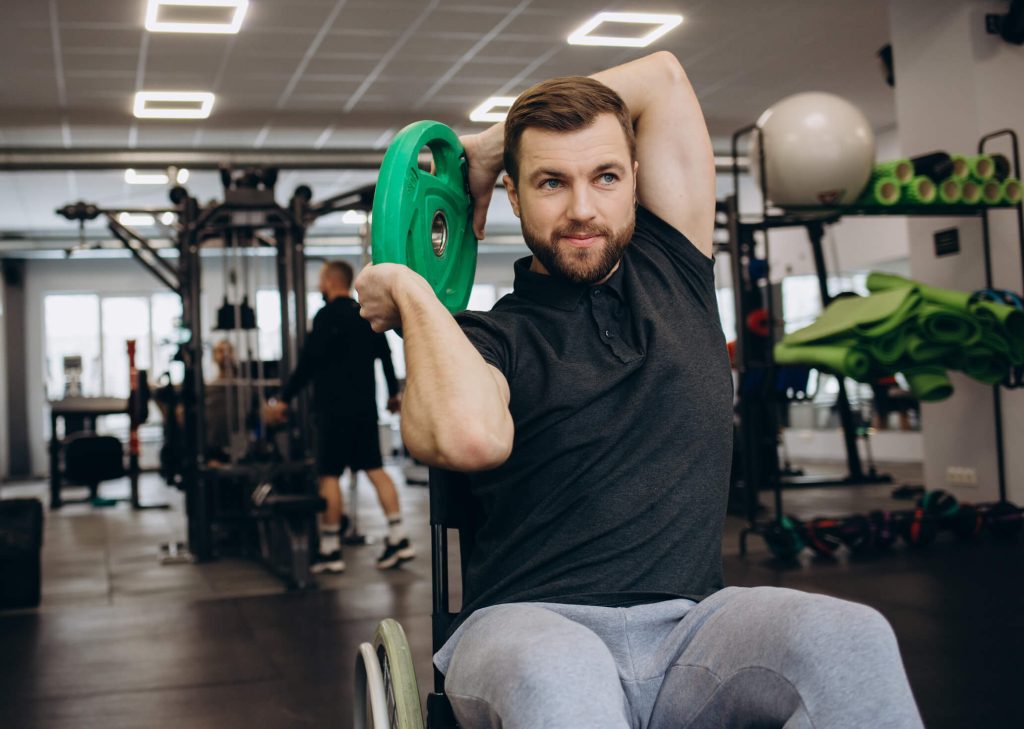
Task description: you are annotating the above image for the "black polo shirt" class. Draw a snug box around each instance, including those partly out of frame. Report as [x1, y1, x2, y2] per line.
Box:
[454, 206, 733, 630]
[281, 296, 399, 419]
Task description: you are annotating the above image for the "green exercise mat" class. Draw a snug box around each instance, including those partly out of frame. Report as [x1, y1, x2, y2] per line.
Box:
[982, 179, 1004, 205]
[904, 331, 953, 362]
[967, 153, 995, 182]
[918, 302, 981, 345]
[937, 178, 962, 204]
[857, 175, 901, 206]
[904, 367, 954, 402]
[961, 180, 982, 205]
[774, 342, 873, 380]
[950, 154, 970, 181]
[867, 272, 973, 309]
[959, 346, 1009, 385]
[783, 287, 919, 345]
[873, 159, 914, 184]
[867, 324, 909, 364]
[902, 175, 937, 205]
[1003, 177, 1022, 205]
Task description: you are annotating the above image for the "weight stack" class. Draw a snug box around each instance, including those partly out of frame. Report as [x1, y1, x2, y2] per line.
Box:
[0, 498, 44, 610]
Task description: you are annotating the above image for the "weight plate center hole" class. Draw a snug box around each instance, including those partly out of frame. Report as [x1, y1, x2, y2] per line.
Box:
[431, 211, 448, 257]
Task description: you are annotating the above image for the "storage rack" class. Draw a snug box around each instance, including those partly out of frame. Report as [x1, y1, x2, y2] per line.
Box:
[723, 124, 1023, 549]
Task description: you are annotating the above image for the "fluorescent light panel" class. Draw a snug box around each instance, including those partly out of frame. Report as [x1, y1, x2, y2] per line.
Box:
[125, 168, 169, 185]
[470, 96, 516, 123]
[567, 12, 683, 48]
[145, 0, 249, 34]
[341, 210, 368, 225]
[134, 91, 215, 119]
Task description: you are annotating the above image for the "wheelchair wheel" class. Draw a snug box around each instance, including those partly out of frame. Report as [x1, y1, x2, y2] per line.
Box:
[353, 618, 424, 729]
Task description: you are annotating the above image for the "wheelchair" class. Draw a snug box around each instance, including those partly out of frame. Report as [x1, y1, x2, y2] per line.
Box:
[354, 468, 482, 729]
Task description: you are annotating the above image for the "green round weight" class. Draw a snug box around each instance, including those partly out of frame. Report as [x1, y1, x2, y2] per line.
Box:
[371, 120, 477, 314]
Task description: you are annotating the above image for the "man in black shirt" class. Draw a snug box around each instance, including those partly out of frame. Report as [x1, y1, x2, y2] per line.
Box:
[356, 54, 922, 728]
[266, 261, 414, 572]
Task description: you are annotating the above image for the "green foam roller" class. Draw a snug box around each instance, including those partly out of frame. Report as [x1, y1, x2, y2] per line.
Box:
[967, 153, 995, 182]
[981, 179, 1004, 205]
[960, 180, 982, 205]
[873, 159, 914, 184]
[858, 175, 901, 206]
[903, 366, 953, 402]
[901, 175, 937, 205]
[1003, 177, 1022, 205]
[949, 154, 970, 181]
[936, 178, 962, 204]
[773, 342, 873, 380]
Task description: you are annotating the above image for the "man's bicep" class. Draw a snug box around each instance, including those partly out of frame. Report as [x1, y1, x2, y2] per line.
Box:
[634, 59, 716, 258]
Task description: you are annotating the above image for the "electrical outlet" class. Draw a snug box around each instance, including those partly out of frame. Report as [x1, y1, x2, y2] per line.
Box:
[946, 466, 978, 487]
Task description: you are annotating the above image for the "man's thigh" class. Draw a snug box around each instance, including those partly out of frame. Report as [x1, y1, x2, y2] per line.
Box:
[443, 603, 631, 729]
[647, 586, 922, 729]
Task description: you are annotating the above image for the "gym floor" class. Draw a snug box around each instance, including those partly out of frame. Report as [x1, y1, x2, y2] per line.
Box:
[1, 461, 1021, 729]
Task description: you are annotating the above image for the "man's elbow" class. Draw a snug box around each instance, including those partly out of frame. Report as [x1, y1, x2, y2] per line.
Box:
[647, 50, 686, 85]
[407, 420, 513, 472]
[437, 422, 512, 472]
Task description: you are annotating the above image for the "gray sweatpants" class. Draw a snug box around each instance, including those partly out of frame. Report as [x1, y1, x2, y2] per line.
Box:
[433, 586, 924, 729]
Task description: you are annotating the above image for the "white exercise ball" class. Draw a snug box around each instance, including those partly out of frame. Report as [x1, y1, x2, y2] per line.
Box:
[749, 92, 875, 206]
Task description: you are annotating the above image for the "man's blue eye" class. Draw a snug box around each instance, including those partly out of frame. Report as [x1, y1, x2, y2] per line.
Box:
[541, 179, 560, 189]
[600, 173, 618, 184]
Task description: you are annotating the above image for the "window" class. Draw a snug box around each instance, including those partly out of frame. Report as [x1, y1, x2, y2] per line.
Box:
[102, 297, 152, 398]
[255, 289, 283, 361]
[44, 295, 101, 399]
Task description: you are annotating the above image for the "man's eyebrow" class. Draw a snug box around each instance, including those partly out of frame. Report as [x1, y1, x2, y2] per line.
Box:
[528, 162, 627, 183]
[529, 168, 566, 183]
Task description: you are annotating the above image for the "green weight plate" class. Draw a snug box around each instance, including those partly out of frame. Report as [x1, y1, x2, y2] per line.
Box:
[371, 120, 477, 314]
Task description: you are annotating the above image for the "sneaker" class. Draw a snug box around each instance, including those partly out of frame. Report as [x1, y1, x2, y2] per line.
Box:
[376, 538, 415, 569]
[311, 549, 345, 574]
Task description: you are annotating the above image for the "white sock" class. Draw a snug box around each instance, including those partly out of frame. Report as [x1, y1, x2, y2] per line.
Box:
[386, 514, 406, 544]
[320, 526, 340, 554]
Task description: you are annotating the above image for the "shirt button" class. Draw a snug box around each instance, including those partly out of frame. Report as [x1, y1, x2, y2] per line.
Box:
[592, 289, 601, 297]
[604, 330, 612, 338]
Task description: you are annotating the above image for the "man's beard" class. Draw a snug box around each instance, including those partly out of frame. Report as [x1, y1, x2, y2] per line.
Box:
[521, 213, 635, 285]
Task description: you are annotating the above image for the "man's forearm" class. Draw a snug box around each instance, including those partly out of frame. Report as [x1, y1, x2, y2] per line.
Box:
[395, 276, 513, 471]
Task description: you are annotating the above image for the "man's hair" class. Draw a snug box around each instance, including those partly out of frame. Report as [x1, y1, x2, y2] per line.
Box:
[323, 260, 354, 288]
[503, 76, 635, 184]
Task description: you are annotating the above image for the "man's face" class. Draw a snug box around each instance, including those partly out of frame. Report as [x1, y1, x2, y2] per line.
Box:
[213, 341, 233, 368]
[505, 113, 638, 285]
[318, 266, 330, 297]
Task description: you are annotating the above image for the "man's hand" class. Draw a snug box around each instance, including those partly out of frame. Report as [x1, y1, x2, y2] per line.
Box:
[262, 398, 289, 425]
[355, 263, 432, 333]
[387, 393, 403, 414]
[460, 125, 505, 240]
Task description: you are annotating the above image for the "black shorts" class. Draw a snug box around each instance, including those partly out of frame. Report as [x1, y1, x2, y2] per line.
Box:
[314, 415, 383, 476]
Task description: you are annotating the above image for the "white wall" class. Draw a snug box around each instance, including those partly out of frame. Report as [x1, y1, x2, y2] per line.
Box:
[889, 0, 1024, 503]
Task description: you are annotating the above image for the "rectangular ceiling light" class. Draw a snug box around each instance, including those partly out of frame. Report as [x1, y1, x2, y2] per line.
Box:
[134, 91, 215, 119]
[567, 12, 683, 48]
[125, 169, 169, 185]
[470, 96, 516, 123]
[145, 0, 249, 34]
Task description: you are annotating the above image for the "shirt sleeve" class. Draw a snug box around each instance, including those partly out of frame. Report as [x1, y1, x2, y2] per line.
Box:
[633, 206, 717, 312]
[281, 307, 329, 401]
[455, 310, 512, 380]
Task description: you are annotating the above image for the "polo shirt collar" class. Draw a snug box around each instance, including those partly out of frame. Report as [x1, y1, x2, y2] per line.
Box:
[512, 254, 627, 311]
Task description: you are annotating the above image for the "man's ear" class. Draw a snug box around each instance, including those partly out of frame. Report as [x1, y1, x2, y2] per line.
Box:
[632, 160, 639, 206]
[503, 174, 521, 218]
